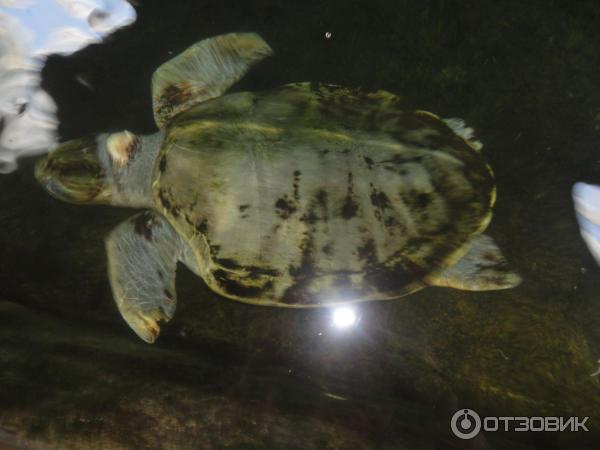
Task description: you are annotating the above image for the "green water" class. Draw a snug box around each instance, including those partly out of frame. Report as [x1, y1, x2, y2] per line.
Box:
[1, 0, 600, 448]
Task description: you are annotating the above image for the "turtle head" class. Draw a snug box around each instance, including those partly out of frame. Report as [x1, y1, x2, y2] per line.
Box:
[36, 130, 161, 207]
[35, 135, 111, 204]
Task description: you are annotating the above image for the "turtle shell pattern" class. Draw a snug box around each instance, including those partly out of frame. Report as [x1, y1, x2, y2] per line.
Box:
[151, 82, 495, 307]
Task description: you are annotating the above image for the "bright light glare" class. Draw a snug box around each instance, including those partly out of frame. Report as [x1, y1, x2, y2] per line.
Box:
[332, 307, 357, 328]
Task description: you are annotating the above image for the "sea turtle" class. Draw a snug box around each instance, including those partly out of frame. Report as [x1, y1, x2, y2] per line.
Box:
[35, 32, 521, 343]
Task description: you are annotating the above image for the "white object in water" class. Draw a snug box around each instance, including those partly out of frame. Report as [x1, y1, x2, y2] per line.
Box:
[0, 0, 136, 173]
[572, 182, 600, 266]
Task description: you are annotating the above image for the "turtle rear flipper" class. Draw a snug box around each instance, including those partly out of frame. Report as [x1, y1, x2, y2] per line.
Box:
[427, 234, 521, 291]
[106, 211, 185, 343]
[152, 32, 273, 128]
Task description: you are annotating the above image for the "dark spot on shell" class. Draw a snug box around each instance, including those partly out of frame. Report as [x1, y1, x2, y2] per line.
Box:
[239, 204, 250, 212]
[322, 243, 333, 256]
[370, 186, 392, 222]
[360, 242, 426, 294]
[282, 206, 326, 305]
[401, 189, 436, 213]
[212, 269, 273, 297]
[163, 289, 174, 300]
[364, 156, 374, 169]
[364, 262, 421, 295]
[133, 211, 155, 241]
[341, 198, 358, 219]
[405, 237, 428, 252]
[300, 211, 318, 225]
[282, 234, 317, 305]
[342, 148, 351, 154]
[316, 190, 327, 208]
[357, 239, 377, 263]
[384, 216, 398, 227]
[341, 172, 359, 219]
[416, 193, 431, 208]
[293, 170, 301, 200]
[275, 195, 297, 219]
[157, 270, 164, 280]
[380, 154, 425, 165]
[196, 219, 208, 234]
[314, 190, 329, 223]
[209, 244, 220, 257]
[216, 258, 242, 270]
[158, 154, 167, 173]
[370, 187, 392, 208]
[281, 284, 315, 305]
[320, 149, 330, 156]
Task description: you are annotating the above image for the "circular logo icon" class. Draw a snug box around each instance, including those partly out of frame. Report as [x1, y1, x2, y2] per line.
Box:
[451, 409, 482, 440]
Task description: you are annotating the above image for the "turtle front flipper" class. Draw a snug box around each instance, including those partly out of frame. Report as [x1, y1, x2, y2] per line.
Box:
[151, 32, 273, 128]
[105, 211, 185, 343]
[426, 234, 521, 291]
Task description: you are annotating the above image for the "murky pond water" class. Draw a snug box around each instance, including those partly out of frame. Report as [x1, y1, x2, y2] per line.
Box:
[1, 1, 600, 449]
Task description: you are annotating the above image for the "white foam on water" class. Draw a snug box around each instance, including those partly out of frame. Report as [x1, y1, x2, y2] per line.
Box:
[0, 0, 136, 173]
